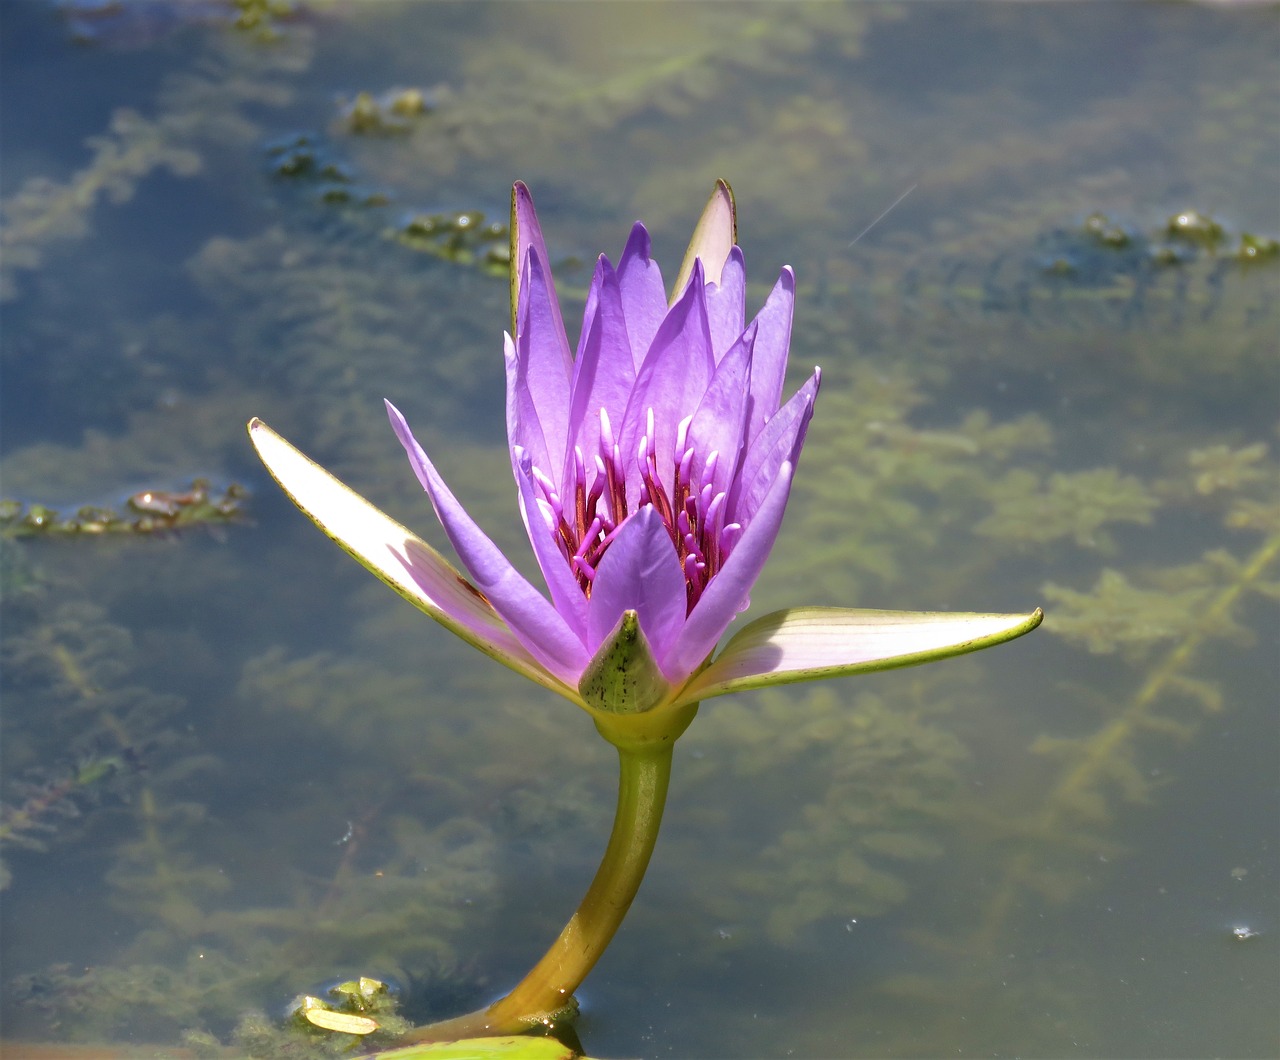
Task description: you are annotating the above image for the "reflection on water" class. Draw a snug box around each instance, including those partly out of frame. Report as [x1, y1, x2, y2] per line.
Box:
[2, 2, 1277, 1056]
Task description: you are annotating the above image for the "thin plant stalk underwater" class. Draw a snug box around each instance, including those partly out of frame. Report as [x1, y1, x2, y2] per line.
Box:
[248, 180, 1042, 1043]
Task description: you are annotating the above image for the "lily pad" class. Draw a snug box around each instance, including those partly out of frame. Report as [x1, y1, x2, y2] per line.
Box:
[370, 1035, 588, 1060]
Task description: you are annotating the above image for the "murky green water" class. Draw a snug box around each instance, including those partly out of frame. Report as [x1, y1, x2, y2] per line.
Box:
[2, 3, 1277, 1056]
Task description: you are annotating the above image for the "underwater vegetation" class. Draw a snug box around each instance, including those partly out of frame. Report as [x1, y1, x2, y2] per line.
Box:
[2, 2, 1277, 1056]
[826, 445, 1280, 1056]
[0, 107, 202, 302]
[0, 590, 186, 886]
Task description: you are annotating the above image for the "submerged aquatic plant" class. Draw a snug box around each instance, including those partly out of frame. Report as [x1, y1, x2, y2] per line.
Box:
[248, 181, 1041, 1041]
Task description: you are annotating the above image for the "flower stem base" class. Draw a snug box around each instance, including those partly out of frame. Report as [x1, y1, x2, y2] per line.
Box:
[402, 704, 696, 1043]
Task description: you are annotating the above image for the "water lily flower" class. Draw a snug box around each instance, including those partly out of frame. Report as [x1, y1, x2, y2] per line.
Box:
[250, 181, 1038, 738]
[247, 181, 1040, 1040]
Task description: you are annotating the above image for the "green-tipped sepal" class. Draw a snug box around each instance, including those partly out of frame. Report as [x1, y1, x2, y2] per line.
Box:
[578, 610, 671, 715]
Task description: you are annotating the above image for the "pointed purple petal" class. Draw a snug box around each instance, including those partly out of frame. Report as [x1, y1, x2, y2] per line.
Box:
[687, 321, 755, 500]
[503, 330, 547, 481]
[705, 246, 746, 362]
[513, 447, 588, 638]
[743, 267, 796, 444]
[509, 246, 573, 481]
[730, 367, 819, 527]
[510, 181, 569, 344]
[586, 506, 687, 674]
[387, 401, 588, 684]
[667, 459, 797, 681]
[615, 222, 668, 372]
[566, 254, 635, 485]
[680, 608, 1045, 702]
[618, 259, 716, 501]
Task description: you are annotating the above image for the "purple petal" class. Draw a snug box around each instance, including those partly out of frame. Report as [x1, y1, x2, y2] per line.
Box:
[687, 321, 755, 500]
[511, 181, 569, 342]
[586, 506, 687, 674]
[615, 222, 668, 371]
[743, 267, 796, 444]
[667, 459, 797, 681]
[387, 401, 588, 684]
[565, 254, 635, 487]
[512, 447, 588, 639]
[618, 258, 716, 501]
[503, 332, 543, 478]
[393, 538, 568, 694]
[681, 608, 1045, 702]
[729, 367, 819, 528]
[508, 246, 573, 481]
[705, 246, 746, 362]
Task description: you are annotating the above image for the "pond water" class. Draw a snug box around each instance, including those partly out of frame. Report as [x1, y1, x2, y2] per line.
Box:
[2, 2, 1277, 1057]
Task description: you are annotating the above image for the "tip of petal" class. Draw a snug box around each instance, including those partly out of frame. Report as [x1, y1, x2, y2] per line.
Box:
[510, 181, 551, 336]
[619, 221, 653, 269]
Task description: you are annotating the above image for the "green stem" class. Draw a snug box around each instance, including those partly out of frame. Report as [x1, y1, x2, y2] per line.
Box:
[404, 705, 694, 1043]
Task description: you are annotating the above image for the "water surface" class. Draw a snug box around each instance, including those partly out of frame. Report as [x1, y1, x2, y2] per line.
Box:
[2, 3, 1277, 1056]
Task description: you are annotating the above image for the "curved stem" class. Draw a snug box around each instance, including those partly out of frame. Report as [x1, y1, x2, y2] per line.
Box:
[404, 726, 683, 1042]
[490, 741, 673, 1024]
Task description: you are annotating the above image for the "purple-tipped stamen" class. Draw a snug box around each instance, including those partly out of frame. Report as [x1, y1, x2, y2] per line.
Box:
[523, 395, 745, 611]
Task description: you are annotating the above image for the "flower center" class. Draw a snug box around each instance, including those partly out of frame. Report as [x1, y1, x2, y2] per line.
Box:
[530, 408, 741, 613]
